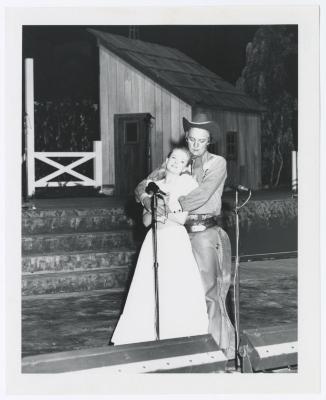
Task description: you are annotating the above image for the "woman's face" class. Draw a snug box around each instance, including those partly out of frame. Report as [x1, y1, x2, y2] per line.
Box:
[166, 149, 189, 175]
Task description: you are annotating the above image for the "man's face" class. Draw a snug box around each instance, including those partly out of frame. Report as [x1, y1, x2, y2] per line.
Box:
[186, 127, 210, 158]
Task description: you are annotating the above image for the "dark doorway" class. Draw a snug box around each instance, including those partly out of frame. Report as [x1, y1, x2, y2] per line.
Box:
[114, 113, 151, 196]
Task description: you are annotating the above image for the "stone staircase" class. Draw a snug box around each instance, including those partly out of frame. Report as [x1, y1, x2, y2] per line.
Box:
[22, 198, 145, 356]
[21, 194, 298, 357]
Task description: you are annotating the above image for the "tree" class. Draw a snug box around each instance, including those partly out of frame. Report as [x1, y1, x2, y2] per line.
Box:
[236, 26, 298, 187]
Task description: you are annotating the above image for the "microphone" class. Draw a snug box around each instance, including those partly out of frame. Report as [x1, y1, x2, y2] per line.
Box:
[145, 181, 167, 196]
[231, 184, 251, 192]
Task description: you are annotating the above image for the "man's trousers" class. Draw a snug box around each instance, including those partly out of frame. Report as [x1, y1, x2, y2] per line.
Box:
[189, 225, 235, 357]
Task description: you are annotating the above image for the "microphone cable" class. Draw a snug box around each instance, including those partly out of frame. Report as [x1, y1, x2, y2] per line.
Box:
[232, 188, 251, 367]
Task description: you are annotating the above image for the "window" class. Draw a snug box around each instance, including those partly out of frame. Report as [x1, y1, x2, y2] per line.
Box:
[211, 142, 218, 155]
[124, 121, 139, 144]
[226, 131, 237, 161]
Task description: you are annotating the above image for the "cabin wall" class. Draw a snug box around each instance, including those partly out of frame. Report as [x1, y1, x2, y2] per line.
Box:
[99, 45, 191, 189]
[207, 109, 262, 190]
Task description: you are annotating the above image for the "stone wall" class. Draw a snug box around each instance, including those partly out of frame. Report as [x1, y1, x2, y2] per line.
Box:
[221, 197, 298, 256]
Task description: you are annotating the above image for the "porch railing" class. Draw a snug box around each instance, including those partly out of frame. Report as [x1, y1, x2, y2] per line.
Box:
[26, 141, 102, 197]
[291, 150, 298, 195]
[24, 58, 103, 198]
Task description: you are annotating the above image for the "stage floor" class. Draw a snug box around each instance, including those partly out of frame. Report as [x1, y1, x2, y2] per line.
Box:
[22, 257, 297, 357]
[236, 258, 297, 329]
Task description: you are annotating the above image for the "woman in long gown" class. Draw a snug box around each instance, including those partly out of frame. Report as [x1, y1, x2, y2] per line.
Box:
[111, 147, 209, 345]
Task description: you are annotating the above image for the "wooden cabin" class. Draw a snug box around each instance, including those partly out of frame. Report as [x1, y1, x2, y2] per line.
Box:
[89, 29, 264, 196]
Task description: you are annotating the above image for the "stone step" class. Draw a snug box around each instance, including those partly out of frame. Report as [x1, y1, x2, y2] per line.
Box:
[22, 249, 138, 274]
[22, 207, 136, 235]
[22, 266, 133, 296]
[22, 230, 137, 255]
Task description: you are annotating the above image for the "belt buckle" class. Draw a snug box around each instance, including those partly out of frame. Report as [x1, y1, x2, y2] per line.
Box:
[191, 224, 206, 232]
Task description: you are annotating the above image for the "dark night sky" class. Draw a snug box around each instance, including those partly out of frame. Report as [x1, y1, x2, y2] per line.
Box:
[22, 25, 260, 102]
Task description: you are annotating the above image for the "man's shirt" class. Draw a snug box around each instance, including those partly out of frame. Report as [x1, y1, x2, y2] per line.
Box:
[135, 151, 227, 216]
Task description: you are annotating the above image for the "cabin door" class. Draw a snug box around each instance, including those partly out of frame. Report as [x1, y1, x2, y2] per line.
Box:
[114, 113, 151, 196]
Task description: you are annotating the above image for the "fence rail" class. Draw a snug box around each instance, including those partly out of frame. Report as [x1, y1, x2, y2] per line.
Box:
[26, 141, 102, 197]
[24, 58, 103, 198]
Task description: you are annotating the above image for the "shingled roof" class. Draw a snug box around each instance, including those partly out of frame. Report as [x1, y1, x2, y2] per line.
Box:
[89, 29, 264, 113]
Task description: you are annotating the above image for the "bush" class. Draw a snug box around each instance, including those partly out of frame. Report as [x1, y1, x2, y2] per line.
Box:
[32, 100, 99, 181]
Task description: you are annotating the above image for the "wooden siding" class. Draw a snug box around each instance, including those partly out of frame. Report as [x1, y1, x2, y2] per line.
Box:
[211, 110, 261, 190]
[99, 45, 191, 187]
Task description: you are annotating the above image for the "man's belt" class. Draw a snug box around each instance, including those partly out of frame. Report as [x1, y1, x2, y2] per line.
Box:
[185, 214, 218, 233]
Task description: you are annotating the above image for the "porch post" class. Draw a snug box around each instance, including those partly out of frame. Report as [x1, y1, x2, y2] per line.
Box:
[291, 150, 298, 194]
[94, 140, 102, 190]
[25, 58, 35, 197]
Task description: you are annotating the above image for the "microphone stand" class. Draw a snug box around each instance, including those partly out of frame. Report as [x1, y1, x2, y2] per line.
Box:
[151, 193, 160, 340]
[233, 188, 251, 370]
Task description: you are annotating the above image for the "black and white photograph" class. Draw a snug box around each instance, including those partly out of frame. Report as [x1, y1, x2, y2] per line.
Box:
[2, 3, 322, 397]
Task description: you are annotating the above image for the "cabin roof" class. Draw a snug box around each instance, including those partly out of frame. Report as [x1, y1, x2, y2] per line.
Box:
[88, 29, 264, 113]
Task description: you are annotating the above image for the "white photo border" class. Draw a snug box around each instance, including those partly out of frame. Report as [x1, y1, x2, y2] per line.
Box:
[2, 2, 322, 397]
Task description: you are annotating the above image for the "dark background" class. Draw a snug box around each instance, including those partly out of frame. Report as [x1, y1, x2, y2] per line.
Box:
[22, 25, 298, 188]
[23, 25, 262, 101]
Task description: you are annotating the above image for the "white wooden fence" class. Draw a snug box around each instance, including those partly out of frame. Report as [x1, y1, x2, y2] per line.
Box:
[291, 150, 298, 194]
[25, 141, 103, 197]
[24, 58, 102, 198]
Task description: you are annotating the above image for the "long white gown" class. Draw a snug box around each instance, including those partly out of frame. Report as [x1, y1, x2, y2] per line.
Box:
[111, 174, 209, 345]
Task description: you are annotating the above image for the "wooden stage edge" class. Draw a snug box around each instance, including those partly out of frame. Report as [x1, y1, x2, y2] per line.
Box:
[22, 334, 229, 374]
[22, 324, 299, 374]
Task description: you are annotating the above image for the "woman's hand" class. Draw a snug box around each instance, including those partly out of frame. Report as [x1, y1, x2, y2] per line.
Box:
[143, 195, 169, 217]
[155, 215, 167, 223]
[142, 206, 167, 227]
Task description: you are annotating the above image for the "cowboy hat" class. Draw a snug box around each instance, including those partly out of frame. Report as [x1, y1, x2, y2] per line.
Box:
[182, 112, 218, 132]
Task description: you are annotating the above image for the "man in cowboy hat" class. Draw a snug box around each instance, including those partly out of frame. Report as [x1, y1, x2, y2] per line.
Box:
[135, 112, 235, 357]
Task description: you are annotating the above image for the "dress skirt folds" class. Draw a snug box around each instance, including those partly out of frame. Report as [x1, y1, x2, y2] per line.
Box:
[111, 223, 209, 345]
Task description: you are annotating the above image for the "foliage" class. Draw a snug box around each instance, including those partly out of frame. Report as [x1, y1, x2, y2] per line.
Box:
[222, 197, 298, 254]
[223, 198, 297, 231]
[31, 100, 99, 181]
[34, 100, 99, 151]
[236, 26, 298, 187]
